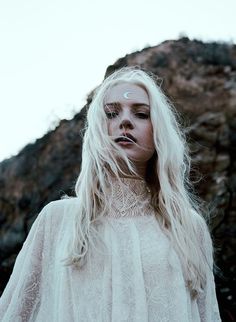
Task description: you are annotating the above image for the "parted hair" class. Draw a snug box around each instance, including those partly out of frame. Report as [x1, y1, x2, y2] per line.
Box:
[63, 66, 217, 299]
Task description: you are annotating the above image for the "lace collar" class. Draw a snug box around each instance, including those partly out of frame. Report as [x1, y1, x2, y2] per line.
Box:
[105, 176, 153, 217]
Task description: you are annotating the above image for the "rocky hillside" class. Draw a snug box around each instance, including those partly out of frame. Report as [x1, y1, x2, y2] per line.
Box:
[0, 38, 235, 320]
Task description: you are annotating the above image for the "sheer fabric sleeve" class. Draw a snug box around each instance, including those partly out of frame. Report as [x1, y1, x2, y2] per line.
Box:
[0, 204, 49, 322]
[196, 218, 222, 322]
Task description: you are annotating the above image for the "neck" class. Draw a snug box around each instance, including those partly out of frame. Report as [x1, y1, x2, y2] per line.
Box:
[114, 159, 147, 179]
[132, 161, 147, 178]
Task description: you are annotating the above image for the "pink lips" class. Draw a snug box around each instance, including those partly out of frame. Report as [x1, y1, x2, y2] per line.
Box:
[115, 133, 137, 145]
[117, 141, 133, 146]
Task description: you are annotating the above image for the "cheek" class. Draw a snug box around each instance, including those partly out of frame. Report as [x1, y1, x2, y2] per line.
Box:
[145, 126, 155, 148]
[107, 118, 120, 136]
[147, 136, 155, 150]
[107, 121, 113, 136]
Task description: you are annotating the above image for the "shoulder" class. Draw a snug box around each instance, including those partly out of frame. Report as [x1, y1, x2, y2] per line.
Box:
[38, 197, 80, 226]
[44, 197, 79, 212]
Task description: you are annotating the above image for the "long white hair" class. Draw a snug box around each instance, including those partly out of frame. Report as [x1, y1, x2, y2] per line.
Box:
[63, 66, 217, 299]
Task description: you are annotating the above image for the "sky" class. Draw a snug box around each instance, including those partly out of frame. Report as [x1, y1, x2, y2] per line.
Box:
[0, 0, 235, 162]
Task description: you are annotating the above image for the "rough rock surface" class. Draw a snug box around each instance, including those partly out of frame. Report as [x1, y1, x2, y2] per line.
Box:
[0, 38, 235, 320]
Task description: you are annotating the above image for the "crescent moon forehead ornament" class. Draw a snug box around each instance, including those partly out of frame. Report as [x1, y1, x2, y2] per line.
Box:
[123, 91, 132, 99]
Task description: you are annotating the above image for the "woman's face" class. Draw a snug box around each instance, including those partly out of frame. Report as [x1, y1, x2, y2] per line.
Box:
[104, 83, 155, 173]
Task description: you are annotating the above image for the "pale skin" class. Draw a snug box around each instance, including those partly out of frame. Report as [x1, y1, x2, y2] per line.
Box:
[104, 83, 155, 178]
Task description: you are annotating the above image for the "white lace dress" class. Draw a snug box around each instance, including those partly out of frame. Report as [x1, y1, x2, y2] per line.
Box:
[0, 178, 221, 321]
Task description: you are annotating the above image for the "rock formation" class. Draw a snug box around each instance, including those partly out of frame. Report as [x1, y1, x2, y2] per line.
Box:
[0, 38, 235, 320]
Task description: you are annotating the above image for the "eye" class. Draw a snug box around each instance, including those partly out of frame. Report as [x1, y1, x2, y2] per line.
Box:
[105, 111, 119, 119]
[135, 112, 150, 119]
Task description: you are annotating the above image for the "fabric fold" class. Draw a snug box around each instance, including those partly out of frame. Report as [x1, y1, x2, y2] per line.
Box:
[0, 177, 221, 321]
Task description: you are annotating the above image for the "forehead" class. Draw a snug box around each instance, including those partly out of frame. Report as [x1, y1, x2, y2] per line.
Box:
[104, 83, 149, 105]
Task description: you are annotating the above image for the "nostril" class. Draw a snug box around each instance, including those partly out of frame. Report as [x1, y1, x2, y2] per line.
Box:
[119, 119, 134, 129]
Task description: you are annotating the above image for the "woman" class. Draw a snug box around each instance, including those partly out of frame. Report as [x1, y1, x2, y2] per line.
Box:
[0, 67, 221, 321]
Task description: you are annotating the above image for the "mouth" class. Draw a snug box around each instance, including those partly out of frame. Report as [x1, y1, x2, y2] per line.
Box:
[115, 133, 137, 143]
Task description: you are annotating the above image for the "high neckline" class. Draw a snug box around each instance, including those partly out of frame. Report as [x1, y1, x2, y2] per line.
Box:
[109, 176, 149, 196]
[104, 176, 153, 218]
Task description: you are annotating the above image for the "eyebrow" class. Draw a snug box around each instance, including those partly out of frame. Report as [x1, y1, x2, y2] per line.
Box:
[105, 102, 150, 109]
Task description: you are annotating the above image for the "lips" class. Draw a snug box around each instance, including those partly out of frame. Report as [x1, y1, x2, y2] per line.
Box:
[115, 133, 137, 143]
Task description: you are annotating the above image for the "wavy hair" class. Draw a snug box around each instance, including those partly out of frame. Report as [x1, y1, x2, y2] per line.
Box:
[63, 66, 217, 299]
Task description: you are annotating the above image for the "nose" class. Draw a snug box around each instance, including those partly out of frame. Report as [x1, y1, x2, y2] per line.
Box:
[119, 118, 134, 130]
